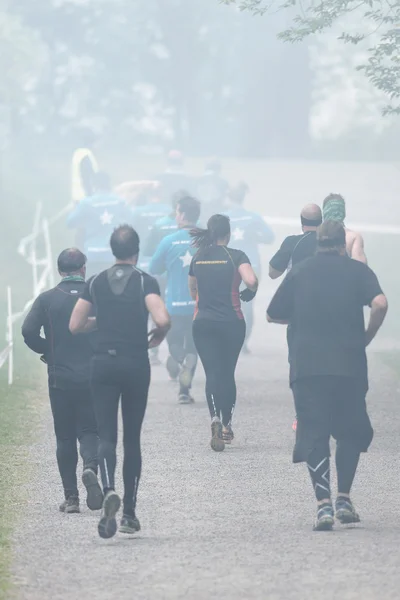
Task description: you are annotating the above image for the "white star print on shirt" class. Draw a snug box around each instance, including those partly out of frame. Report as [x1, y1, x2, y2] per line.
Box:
[179, 250, 192, 268]
[232, 227, 244, 241]
[100, 210, 114, 225]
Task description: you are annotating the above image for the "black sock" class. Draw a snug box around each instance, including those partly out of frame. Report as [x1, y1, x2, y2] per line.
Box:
[336, 441, 360, 495]
[307, 449, 331, 502]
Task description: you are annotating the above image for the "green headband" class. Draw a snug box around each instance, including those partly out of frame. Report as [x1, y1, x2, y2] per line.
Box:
[323, 199, 346, 223]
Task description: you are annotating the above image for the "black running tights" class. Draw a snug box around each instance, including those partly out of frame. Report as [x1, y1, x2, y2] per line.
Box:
[193, 319, 245, 426]
[91, 355, 150, 517]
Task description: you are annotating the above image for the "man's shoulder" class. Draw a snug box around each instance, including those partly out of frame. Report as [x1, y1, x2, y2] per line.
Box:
[281, 233, 305, 247]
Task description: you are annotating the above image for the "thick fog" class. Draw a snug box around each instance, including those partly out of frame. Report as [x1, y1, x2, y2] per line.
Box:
[1, 0, 399, 343]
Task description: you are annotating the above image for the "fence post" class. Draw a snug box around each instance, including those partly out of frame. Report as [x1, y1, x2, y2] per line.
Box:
[42, 218, 55, 289]
[7, 286, 13, 386]
[30, 203, 43, 296]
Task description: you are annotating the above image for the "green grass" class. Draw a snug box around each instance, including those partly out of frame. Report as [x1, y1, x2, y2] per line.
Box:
[0, 341, 42, 598]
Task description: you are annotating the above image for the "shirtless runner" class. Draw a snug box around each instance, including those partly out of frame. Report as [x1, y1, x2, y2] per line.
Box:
[322, 194, 367, 264]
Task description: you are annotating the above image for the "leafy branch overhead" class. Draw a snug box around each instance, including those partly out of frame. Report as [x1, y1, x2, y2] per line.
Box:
[221, 0, 400, 115]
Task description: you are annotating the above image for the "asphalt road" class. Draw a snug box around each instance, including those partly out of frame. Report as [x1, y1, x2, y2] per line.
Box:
[11, 285, 400, 600]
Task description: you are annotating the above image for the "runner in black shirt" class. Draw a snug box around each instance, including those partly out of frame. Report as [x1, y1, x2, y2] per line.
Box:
[70, 225, 170, 539]
[267, 221, 388, 531]
[189, 214, 258, 451]
[269, 203, 322, 279]
[22, 249, 102, 514]
[269, 203, 322, 431]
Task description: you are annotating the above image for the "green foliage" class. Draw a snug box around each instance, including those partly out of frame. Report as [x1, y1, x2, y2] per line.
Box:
[221, 0, 400, 115]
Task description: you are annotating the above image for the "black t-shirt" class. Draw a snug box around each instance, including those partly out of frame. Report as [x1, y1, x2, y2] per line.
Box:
[21, 279, 93, 389]
[82, 264, 160, 358]
[189, 245, 250, 321]
[269, 231, 317, 274]
[267, 253, 383, 389]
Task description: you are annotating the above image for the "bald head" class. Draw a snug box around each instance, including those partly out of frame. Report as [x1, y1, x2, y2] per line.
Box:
[300, 204, 322, 231]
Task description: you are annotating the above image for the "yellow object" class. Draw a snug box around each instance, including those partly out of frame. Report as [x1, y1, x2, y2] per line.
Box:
[71, 147, 99, 203]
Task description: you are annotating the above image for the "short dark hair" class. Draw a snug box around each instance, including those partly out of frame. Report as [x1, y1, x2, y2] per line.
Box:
[57, 248, 86, 273]
[177, 196, 201, 224]
[317, 220, 346, 250]
[110, 224, 140, 259]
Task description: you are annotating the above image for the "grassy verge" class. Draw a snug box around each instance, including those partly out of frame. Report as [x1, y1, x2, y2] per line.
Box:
[0, 346, 42, 599]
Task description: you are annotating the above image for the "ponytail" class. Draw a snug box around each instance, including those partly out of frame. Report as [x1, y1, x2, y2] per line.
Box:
[190, 227, 212, 249]
[190, 214, 230, 249]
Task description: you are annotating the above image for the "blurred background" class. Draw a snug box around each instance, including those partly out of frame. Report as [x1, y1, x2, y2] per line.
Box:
[1, 0, 399, 350]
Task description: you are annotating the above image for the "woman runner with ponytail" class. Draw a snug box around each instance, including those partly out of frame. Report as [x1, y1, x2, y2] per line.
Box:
[189, 215, 258, 451]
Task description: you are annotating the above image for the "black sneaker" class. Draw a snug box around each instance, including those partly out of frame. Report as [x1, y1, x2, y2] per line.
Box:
[313, 503, 334, 531]
[119, 515, 141, 535]
[222, 424, 234, 444]
[179, 353, 197, 390]
[166, 356, 180, 381]
[98, 491, 121, 539]
[335, 497, 360, 524]
[178, 393, 192, 404]
[82, 468, 103, 511]
[210, 418, 225, 452]
[59, 496, 80, 514]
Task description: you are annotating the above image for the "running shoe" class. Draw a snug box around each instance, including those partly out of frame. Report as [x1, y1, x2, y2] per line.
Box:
[98, 491, 121, 539]
[119, 515, 141, 535]
[179, 353, 197, 390]
[313, 502, 334, 531]
[82, 468, 104, 511]
[59, 496, 80, 514]
[335, 497, 360, 524]
[222, 425, 234, 444]
[166, 355, 180, 381]
[178, 393, 192, 404]
[210, 417, 225, 452]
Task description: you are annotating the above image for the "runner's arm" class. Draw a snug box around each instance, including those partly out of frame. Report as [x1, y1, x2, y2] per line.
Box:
[238, 263, 258, 292]
[269, 237, 293, 279]
[146, 294, 171, 348]
[254, 214, 275, 245]
[69, 299, 97, 334]
[351, 233, 367, 264]
[188, 276, 198, 300]
[266, 273, 294, 324]
[21, 296, 48, 354]
[365, 294, 388, 346]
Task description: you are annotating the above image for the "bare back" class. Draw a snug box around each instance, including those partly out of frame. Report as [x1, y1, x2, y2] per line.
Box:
[345, 228, 367, 264]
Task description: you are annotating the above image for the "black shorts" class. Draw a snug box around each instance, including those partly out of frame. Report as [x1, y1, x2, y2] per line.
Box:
[292, 375, 373, 463]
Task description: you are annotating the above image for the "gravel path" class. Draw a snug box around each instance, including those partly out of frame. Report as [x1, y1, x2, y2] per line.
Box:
[12, 291, 400, 600]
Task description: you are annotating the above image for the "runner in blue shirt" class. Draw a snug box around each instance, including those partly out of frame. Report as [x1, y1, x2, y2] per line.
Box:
[67, 172, 133, 277]
[149, 196, 201, 403]
[224, 182, 275, 353]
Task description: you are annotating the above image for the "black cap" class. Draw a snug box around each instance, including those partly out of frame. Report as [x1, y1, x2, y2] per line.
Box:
[57, 248, 86, 273]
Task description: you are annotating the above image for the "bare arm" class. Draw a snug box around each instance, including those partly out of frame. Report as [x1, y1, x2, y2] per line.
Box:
[69, 299, 94, 334]
[269, 265, 284, 280]
[238, 263, 258, 292]
[188, 275, 198, 301]
[145, 293, 171, 348]
[365, 294, 388, 346]
[351, 232, 367, 264]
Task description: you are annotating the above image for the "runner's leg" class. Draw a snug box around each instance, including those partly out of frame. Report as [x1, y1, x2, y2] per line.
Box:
[49, 388, 79, 501]
[90, 356, 120, 493]
[218, 320, 246, 427]
[292, 376, 334, 530]
[192, 320, 221, 419]
[120, 360, 150, 520]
